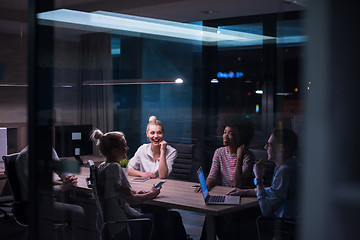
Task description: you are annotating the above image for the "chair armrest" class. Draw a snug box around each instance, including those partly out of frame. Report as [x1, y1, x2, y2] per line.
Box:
[86, 160, 95, 188]
[86, 177, 92, 188]
[12, 201, 29, 226]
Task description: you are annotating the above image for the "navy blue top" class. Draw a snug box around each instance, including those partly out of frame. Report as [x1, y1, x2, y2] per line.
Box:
[256, 156, 300, 219]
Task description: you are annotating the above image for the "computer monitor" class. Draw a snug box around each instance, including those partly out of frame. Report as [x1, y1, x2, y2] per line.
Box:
[55, 124, 93, 165]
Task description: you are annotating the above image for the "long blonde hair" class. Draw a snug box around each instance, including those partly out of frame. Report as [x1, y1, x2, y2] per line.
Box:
[90, 129, 125, 159]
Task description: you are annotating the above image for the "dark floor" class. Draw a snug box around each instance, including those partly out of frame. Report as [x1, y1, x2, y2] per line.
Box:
[178, 209, 205, 240]
[0, 206, 28, 240]
[0, 168, 206, 240]
[0, 206, 205, 240]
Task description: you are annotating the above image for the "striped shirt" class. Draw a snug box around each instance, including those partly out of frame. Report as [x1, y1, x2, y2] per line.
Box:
[208, 147, 255, 188]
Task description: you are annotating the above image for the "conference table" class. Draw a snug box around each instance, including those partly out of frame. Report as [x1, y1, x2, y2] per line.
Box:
[57, 165, 259, 240]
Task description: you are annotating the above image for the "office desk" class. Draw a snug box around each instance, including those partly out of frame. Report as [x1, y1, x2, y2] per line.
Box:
[58, 166, 259, 240]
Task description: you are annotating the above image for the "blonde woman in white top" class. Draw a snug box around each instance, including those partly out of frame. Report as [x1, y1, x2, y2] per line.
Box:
[90, 129, 160, 238]
[91, 129, 188, 240]
[128, 116, 177, 179]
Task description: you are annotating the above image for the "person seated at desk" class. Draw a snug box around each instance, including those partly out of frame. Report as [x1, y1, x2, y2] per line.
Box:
[90, 129, 188, 240]
[16, 146, 78, 201]
[198, 115, 256, 192]
[227, 128, 300, 239]
[128, 116, 177, 179]
[198, 115, 258, 240]
[16, 146, 84, 240]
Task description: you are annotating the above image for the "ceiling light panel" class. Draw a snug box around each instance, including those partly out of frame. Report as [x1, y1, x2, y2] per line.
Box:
[37, 9, 274, 46]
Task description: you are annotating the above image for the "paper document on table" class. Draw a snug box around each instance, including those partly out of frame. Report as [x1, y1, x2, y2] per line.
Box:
[131, 177, 150, 182]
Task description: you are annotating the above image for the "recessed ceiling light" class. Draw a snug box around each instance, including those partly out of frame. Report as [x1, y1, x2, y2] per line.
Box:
[82, 78, 180, 85]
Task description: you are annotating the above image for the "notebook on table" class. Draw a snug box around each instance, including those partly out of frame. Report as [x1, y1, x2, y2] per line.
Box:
[131, 177, 150, 182]
[197, 167, 240, 205]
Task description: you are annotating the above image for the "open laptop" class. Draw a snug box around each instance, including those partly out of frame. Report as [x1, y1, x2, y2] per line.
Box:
[197, 167, 240, 205]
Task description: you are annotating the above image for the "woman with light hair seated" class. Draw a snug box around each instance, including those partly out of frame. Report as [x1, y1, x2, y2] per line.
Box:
[128, 116, 177, 179]
[90, 129, 187, 240]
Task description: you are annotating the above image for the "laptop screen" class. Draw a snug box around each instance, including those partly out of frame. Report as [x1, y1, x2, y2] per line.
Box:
[197, 167, 208, 200]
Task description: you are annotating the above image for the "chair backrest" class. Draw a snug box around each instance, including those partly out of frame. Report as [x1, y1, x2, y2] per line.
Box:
[2, 153, 21, 202]
[87, 160, 104, 230]
[168, 142, 194, 181]
[256, 216, 297, 240]
[2, 152, 29, 226]
[87, 160, 154, 240]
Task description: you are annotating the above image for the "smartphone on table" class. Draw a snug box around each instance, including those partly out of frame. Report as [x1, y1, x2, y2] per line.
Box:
[154, 180, 166, 189]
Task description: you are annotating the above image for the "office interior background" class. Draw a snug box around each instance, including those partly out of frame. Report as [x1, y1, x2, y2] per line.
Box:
[0, 0, 360, 239]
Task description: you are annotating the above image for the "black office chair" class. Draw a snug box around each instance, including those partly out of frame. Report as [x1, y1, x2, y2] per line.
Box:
[2, 153, 28, 226]
[256, 216, 298, 240]
[0, 196, 11, 219]
[3, 152, 70, 240]
[167, 142, 194, 181]
[0, 160, 12, 219]
[86, 160, 154, 240]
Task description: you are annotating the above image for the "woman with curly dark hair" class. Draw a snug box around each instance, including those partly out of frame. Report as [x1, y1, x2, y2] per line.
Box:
[198, 115, 258, 240]
[203, 115, 255, 190]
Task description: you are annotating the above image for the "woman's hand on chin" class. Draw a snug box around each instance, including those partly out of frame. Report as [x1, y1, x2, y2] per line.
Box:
[160, 140, 167, 152]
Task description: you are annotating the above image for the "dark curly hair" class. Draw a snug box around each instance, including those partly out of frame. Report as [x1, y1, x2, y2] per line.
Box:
[217, 114, 254, 147]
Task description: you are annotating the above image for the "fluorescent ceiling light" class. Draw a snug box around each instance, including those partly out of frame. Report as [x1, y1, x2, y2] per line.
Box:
[37, 9, 274, 46]
[54, 85, 73, 88]
[0, 83, 28, 87]
[0, 83, 74, 88]
[82, 78, 182, 86]
[277, 36, 308, 44]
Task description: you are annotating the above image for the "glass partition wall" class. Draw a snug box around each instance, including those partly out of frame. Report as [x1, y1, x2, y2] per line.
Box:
[201, 12, 305, 172]
[0, 0, 306, 238]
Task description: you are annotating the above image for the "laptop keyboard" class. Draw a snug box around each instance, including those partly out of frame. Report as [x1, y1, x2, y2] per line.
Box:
[209, 195, 225, 203]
